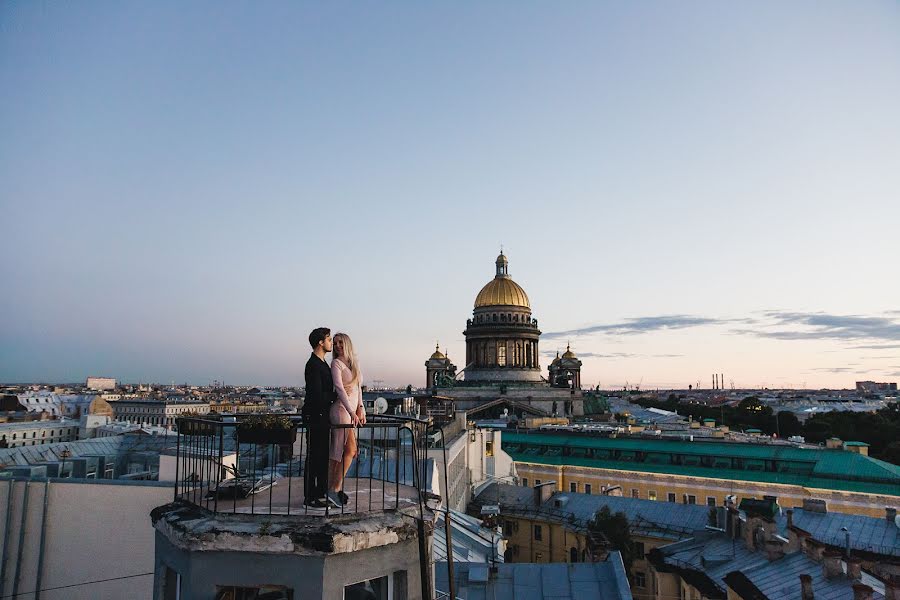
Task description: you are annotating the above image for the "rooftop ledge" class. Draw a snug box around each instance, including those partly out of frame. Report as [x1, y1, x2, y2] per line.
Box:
[151, 499, 433, 555]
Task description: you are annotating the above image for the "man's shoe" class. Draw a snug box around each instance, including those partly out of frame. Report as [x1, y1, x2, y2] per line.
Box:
[326, 491, 343, 507]
[339, 491, 349, 504]
[303, 498, 327, 508]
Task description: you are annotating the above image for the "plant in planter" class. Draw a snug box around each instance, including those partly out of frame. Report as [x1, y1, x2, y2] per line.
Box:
[176, 413, 217, 436]
[236, 415, 297, 445]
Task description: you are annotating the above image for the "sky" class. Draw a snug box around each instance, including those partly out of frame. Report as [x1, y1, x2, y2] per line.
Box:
[2, 2, 899, 389]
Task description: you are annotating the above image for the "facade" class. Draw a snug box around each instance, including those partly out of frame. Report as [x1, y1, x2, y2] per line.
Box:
[857, 381, 898, 393]
[505, 432, 900, 518]
[86, 376, 117, 391]
[425, 343, 457, 388]
[111, 398, 210, 429]
[548, 344, 584, 389]
[0, 419, 79, 448]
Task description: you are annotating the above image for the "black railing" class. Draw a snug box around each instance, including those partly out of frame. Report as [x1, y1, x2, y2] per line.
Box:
[173, 414, 429, 517]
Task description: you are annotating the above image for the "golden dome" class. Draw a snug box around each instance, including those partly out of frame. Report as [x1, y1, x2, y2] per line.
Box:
[551, 351, 561, 365]
[430, 343, 446, 360]
[473, 252, 531, 309]
[562, 344, 577, 359]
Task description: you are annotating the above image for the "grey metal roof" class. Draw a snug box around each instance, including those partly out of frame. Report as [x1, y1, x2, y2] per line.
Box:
[0, 434, 177, 466]
[790, 508, 899, 557]
[433, 509, 504, 565]
[737, 551, 884, 600]
[435, 553, 632, 600]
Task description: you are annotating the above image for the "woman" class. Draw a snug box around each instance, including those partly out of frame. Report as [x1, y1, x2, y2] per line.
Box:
[328, 332, 366, 506]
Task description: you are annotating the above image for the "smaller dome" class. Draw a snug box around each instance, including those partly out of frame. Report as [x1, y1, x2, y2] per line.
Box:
[551, 351, 561, 365]
[496, 252, 508, 266]
[562, 344, 577, 359]
[430, 343, 446, 360]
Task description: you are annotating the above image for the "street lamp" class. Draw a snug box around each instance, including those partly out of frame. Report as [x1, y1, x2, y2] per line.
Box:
[59, 447, 72, 478]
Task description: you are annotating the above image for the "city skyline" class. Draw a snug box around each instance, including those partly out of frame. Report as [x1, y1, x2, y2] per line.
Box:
[2, 2, 899, 388]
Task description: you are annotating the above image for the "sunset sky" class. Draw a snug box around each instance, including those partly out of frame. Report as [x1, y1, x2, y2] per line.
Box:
[2, 2, 899, 388]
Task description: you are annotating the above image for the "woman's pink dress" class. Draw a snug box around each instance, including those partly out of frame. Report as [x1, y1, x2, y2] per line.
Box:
[329, 358, 365, 462]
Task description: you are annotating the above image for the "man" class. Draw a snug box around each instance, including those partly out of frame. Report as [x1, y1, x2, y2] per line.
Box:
[303, 327, 335, 507]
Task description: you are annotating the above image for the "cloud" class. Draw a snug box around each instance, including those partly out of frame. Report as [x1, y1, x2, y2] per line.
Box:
[848, 343, 900, 350]
[809, 367, 877, 374]
[543, 315, 733, 340]
[739, 311, 900, 342]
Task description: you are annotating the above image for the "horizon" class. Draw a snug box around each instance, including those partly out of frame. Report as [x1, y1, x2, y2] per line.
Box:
[2, 3, 899, 389]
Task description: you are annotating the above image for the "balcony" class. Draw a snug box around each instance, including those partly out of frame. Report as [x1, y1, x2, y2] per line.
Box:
[170, 414, 431, 517]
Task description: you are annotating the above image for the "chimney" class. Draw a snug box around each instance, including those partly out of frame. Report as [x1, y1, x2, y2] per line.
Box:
[786, 508, 794, 528]
[822, 549, 843, 579]
[887, 507, 897, 524]
[885, 575, 900, 600]
[852, 583, 874, 600]
[800, 574, 814, 600]
[743, 517, 758, 550]
[802, 498, 828, 514]
[765, 539, 785, 562]
[805, 538, 825, 562]
[846, 556, 862, 580]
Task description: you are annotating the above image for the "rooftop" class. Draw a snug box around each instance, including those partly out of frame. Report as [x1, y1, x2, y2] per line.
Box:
[435, 553, 632, 600]
[503, 431, 900, 496]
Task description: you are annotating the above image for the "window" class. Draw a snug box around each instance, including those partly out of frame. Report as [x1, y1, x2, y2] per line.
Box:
[635, 572, 647, 588]
[667, 492, 676, 503]
[485, 441, 494, 457]
[707, 496, 717, 507]
[686, 495, 697, 505]
[497, 345, 506, 367]
[631, 489, 639, 499]
[584, 484, 592, 495]
[534, 525, 543, 541]
[522, 478, 528, 487]
[344, 574, 393, 600]
[535, 552, 543, 562]
[570, 482, 578, 493]
[216, 586, 293, 600]
[648, 490, 657, 501]
[535, 479, 541, 487]
[634, 542, 645, 559]
[570, 547, 579, 563]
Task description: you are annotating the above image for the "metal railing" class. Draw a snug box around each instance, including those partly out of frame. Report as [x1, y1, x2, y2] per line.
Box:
[173, 414, 429, 517]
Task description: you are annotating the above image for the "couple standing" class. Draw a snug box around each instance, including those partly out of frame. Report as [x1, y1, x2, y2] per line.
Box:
[303, 327, 367, 508]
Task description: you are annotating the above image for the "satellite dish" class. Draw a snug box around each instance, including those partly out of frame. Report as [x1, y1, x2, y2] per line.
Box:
[502, 408, 509, 417]
[374, 397, 388, 415]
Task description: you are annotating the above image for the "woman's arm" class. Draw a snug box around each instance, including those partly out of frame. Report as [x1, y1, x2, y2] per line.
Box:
[332, 360, 360, 423]
[356, 370, 367, 424]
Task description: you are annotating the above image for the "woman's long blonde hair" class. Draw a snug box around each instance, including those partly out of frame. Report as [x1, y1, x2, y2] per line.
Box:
[333, 332, 361, 387]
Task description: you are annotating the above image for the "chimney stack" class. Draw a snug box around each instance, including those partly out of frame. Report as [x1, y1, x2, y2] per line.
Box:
[887, 507, 897, 523]
[852, 583, 874, 600]
[800, 574, 814, 600]
[804, 538, 825, 562]
[846, 556, 862, 580]
[765, 539, 785, 562]
[885, 575, 900, 600]
[822, 549, 843, 579]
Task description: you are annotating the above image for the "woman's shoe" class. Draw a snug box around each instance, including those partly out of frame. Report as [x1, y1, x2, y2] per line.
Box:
[339, 491, 349, 504]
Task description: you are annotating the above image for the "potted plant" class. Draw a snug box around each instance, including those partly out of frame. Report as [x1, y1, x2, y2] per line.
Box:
[236, 415, 297, 445]
[176, 413, 217, 436]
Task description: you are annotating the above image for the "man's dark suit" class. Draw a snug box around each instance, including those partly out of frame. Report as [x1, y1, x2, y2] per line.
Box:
[303, 353, 334, 502]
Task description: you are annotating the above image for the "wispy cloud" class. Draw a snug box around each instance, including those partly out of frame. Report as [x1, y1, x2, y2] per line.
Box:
[737, 311, 900, 342]
[543, 315, 734, 340]
[540, 350, 684, 360]
[847, 343, 900, 350]
[809, 367, 877, 374]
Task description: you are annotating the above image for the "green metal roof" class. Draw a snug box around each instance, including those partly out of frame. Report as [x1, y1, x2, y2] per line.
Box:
[503, 432, 900, 497]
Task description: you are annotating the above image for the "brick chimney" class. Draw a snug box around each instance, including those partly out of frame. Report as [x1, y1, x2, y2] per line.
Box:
[805, 538, 826, 562]
[852, 583, 874, 600]
[803, 498, 828, 514]
[846, 556, 862, 580]
[800, 574, 815, 600]
[822, 549, 843, 579]
[765, 539, 785, 562]
[885, 575, 900, 600]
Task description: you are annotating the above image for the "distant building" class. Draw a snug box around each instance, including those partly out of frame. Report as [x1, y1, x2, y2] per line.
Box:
[856, 381, 898, 393]
[86, 376, 117, 391]
[505, 431, 900, 517]
[111, 398, 209, 429]
[0, 418, 79, 448]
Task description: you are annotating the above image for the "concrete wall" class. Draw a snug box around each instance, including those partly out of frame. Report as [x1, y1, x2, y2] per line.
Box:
[0, 478, 171, 599]
[154, 529, 425, 600]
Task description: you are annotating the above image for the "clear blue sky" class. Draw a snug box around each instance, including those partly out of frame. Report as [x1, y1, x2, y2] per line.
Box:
[2, 2, 899, 388]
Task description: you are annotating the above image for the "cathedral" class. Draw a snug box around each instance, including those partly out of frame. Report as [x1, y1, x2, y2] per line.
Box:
[425, 252, 585, 417]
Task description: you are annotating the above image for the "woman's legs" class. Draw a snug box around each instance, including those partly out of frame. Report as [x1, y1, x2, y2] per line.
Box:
[329, 429, 357, 493]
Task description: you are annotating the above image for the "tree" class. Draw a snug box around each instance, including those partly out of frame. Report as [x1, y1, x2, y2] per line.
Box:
[587, 506, 636, 572]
